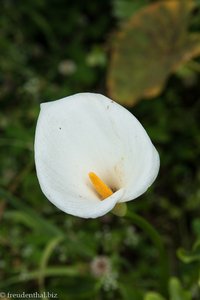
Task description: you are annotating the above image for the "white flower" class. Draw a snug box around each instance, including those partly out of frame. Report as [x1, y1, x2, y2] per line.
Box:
[34, 93, 159, 218]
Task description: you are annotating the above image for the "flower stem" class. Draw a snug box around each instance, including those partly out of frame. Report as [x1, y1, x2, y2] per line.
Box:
[126, 210, 169, 295]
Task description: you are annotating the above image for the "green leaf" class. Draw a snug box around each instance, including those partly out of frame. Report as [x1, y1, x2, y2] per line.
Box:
[113, 0, 148, 20]
[144, 291, 166, 300]
[0, 266, 81, 288]
[169, 277, 192, 300]
[107, 0, 200, 106]
[177, 241, 200, 263]
[0, 188, 63, 237]
[4, 211, 46, 232]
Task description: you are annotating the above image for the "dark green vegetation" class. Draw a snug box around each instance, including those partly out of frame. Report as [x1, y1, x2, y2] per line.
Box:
[1, 1, 200, 299]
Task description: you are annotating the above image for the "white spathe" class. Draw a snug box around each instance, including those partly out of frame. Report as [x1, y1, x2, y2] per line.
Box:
[34, 93, 160, 218]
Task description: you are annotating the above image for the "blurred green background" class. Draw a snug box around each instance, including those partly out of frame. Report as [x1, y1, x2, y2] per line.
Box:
[1, 0, 200, 299]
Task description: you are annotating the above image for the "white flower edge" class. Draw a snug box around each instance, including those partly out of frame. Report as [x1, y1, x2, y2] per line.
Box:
[34, 93, 160, 218]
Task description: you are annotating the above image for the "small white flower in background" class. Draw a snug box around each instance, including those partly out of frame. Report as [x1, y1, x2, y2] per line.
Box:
[90, 256, 118, 291]
[90, 256, 111, 278]
[34, 93, 159, 218]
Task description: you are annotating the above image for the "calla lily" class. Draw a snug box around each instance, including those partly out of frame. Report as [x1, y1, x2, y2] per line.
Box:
[34, 93, 159, 218]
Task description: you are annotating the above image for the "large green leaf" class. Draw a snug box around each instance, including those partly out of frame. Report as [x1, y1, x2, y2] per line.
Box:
[169, 277, 192, 300]
[144, 292, 166, 300]
[107, 0, 200, 106]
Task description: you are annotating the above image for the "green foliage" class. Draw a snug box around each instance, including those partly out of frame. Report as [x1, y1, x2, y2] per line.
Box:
[177, 241, 200, 264]
[144, 292, 165, 300]
[1, 0, 200, 299]
[144, 278, 193, 300]
[112, 0, 149, 20]
[169, 277, 192, 300]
